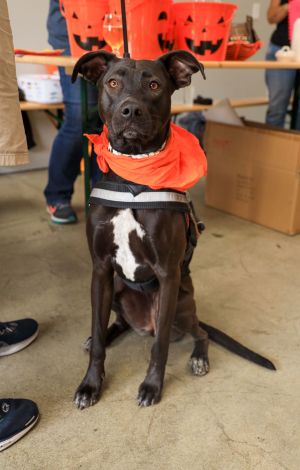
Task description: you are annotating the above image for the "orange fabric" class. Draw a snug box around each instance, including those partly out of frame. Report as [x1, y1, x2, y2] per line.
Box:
[85, 123, 207, 192]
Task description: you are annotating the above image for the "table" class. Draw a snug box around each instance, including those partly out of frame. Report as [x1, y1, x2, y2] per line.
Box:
[15, 55, 300, 69]
[171, 97, 270, 115]
[20, 102, 64, 129]
[15, 56, 300, 210]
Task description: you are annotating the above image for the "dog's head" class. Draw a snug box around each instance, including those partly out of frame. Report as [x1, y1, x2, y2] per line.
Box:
[72, 50, 205, 154]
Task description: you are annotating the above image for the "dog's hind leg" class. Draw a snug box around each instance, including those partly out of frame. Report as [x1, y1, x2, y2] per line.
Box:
[189, 325, 210, 376]
[83, 276, 132, 352]
[106, 315, 130, 346]
[174, 275, 209, 376]
[83, 314, 130, 352]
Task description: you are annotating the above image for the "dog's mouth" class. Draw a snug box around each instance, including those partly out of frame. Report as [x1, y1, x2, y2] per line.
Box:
[118, 123, 150, 142]
[108, 122, 164, 155]
[112, 121, 152, 142]
[123, 129, 139, 140]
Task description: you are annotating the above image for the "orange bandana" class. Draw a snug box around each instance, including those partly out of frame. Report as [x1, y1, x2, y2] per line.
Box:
[85, 123, 207, 192]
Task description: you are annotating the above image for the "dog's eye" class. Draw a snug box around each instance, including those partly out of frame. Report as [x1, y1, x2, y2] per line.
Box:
[108, 79, 119, 88]
[149, 81, 160, 90]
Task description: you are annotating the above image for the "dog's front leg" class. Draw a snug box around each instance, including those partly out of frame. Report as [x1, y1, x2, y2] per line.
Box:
[137, 270, 181, 407]
[74, 266, 113, 409]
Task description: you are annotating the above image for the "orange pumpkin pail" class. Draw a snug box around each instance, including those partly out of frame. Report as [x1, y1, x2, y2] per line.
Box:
[172, 2, 237, 61]
[59, 0, 110, 57]
[109, 0, 174, 59]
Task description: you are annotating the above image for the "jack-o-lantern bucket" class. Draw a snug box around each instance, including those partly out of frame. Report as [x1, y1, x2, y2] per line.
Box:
[109, 0, 174, 59]
[172, 2, 237, 61]
[59, 0, 110, 57]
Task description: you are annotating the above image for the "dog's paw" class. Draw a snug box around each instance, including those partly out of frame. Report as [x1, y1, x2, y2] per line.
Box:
[189, 357, 210, 376]
[137, 382, 161, 407]
[74, 382, 102, 410]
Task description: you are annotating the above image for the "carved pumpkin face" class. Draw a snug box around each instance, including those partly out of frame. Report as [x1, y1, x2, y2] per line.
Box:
[172, 3, 236, 61]
[157, 11, 174, 53]
[69, 11, 107, 53]
[183, 14, 226, 58]
[60, 0, 109, 57]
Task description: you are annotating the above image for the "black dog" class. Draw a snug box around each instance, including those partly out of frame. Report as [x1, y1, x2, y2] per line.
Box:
[72, 50, 275, 409]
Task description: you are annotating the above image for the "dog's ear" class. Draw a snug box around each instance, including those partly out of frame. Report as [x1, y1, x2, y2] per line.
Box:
[71, 51, 118, 85]
[158, 50, 205, 89]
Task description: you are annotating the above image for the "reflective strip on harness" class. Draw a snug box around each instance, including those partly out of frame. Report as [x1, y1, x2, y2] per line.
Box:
[88, 182, 201, 291]
[90, 187, 190, 204]
[89, 185, 191, 211]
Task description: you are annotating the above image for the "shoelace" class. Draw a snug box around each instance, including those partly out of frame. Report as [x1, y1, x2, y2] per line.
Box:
[0, 323, 17, 336]
[0, 402, 10, 420]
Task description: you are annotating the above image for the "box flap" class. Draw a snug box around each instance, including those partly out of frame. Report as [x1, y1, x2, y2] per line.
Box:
[204, 121, 300, 234]
[205, 121, 300, 173]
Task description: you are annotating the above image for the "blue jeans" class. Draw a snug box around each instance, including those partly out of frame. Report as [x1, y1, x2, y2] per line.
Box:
[265, 42, 300, 129]
[44, 67, 102, 205]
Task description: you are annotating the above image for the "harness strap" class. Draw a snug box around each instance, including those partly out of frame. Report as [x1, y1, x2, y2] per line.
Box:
[90, 181, 191, 212]
[89, 180, 205, 292]
[121, 275, 159, 293]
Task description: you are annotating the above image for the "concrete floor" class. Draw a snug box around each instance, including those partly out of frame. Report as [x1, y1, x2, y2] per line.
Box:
[0, 170, 300, 470]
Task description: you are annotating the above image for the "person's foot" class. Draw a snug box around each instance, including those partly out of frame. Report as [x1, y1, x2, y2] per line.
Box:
[47, 203, 77, 224]
[0, 399, 39, 451]
[0, 319, 39, 357]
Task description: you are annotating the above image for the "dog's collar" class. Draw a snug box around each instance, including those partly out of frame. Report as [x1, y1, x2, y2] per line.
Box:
[108, 141, 167, 159]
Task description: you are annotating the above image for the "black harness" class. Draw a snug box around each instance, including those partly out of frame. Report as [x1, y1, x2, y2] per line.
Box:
[90, 180, 192, 212]
[89, 180, 203, 292]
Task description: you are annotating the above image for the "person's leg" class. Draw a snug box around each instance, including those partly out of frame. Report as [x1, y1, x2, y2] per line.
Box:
[265, 43, 297, 128]
[0, 0, 28, 166]
[44, 67, 100, 222]
[0, 0, 40, 450]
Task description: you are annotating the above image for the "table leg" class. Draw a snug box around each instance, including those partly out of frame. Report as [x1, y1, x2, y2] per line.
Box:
[291, 70, 300, 130]
[80, 78, 90, 214]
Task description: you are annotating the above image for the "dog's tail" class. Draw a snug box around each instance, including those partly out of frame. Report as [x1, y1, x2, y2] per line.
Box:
[199, 321, 276, 371]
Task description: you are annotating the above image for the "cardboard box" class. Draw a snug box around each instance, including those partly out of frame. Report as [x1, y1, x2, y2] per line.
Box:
[204, 121, 300, 235]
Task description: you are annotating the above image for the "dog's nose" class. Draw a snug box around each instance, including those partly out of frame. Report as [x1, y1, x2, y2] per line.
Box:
[121, 103, 143, 119]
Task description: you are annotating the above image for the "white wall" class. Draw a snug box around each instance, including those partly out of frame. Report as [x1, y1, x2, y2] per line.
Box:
[5, 0, 273, 174]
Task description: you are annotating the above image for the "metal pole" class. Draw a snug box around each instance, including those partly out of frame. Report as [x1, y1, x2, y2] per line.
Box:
[120, 0, 130, 58]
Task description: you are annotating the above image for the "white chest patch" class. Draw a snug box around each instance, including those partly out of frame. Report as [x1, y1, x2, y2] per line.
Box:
[111, 208, 145, 281]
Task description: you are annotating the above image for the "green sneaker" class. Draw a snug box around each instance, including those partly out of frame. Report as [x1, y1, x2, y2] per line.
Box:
[47, 203, 77, 224]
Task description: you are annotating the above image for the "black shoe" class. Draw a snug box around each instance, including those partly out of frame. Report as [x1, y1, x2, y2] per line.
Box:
[0, 319, 39, 357]
[47, 203, 77, 224]
[0, 399, 39, 451]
